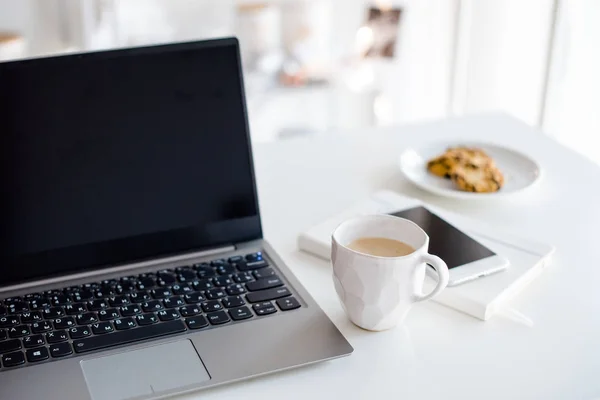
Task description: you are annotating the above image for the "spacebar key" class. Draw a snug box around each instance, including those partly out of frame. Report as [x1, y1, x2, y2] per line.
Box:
[73, 320, 186, 353]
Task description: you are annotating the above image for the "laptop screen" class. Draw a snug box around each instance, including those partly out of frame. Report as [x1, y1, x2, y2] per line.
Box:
[0, 39, 261, 287]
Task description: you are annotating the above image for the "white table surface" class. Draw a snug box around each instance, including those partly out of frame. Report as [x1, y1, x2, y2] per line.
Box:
[178, 114, 600, 400]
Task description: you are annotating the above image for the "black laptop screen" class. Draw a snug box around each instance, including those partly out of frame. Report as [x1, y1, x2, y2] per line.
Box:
[0, 39, 261, 286]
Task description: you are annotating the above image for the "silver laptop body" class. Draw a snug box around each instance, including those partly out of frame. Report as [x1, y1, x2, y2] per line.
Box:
[0, 38, 352, 400]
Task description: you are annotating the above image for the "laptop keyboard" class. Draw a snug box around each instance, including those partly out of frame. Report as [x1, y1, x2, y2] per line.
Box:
[0, 252, 301, 370]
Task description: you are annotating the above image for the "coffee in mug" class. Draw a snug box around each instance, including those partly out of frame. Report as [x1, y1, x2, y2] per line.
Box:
[347, 237, 415, 257]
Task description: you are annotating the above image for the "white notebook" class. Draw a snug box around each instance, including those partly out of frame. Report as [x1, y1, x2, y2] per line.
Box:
[297, 191, 555, 321]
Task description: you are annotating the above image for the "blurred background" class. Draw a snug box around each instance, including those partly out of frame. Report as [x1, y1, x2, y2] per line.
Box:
[1, 0, 599, 163]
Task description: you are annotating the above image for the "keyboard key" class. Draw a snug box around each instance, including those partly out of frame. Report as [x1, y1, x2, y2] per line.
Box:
[157, 268, 175, 276]
[23, 293, 41, 301]
[229, 306, 253, 321]
[108, 295, 130, 307]
[253, 301, 273, 309]
[163, 296, 185, 309]
[177, 269, 197, 282]
[129, 291, 151, 303]
[101, 279, 118, 292]
[252, 302, 277, 316]
[5, 297, 28, 307]
[50, 342, 73, 358]
[194, 265, 215, 279]
[211, 259, 225, 266]
[207, 311, 230, 325]
[150, 289, 172, 299]
[98, 309, 120, 321]
[23, 334, 45, 348]
[192, 280, 213, 291]
[213, 276, 233, 287]
[228, 255, 243, 263]
[142, 301, 164, 312]
[53, 317, 76, 329]
[277, 297, 301, 311]
[185, 316, 208, 330]
[93, 289, 109, 299]
[2, 351, 25, 367]
[71, 290, 94, 302]
[226, 284, 246, 296]
[114, 317, 137, 330]
[31, 321, 53, 333]
[50, 294, 70, 306]
[69, 326, 91, 339]
[246, 287, 291, 303]
[157, 272, 177, 286]
[64, 303, 87, 315]
[246, 276, 284, 292]
[171, 284, 193, 295]
[91, 322, 114, 335]
[3, 297, 23, 305]
[116, 282, 136, 294]
[245, 252, 262, 262]
[8, 301, 29, 314]
[0, 316, 19, 328]
[206, 289, 227, 300]
[120, 305, 141, 316]
[120, 276, 137, 284]
[103, 280, 119, 291]
[184, 292, 205, 304]
[222, 296, 245, 308]
[62, 287, 79, 296]
[0, 339, 21, 354]
[43, 307, 65, 319]
[46, 330, 68, 343]
[157, 310, 180, 322]
[8, 325, 30, 338]
[236, 260, 269, 271]
[216, 263, 236, 275]
[233, 272, 254, 283]
[0, 306, 6, 316]
[73, 320, 186, 353]
[179, 305, 201, 317]
[29, 299, 51, 311]
[88, 300, 108, 311]
[253, 268, 276, 279]
[26, 346, 49, 362]
[20, 312, 42, 323]
[201, 301, 223, 313]
[0, 330, 6, 341]
[77, 313, 98, 325]
[136, 313, 158, 326]
[138, 276, 156, 290]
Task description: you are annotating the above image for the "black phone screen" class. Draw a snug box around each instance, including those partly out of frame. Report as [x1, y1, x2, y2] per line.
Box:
[390, 206, 495, 269]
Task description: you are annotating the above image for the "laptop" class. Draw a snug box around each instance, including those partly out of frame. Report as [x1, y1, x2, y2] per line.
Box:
[0, 38, 353, 400]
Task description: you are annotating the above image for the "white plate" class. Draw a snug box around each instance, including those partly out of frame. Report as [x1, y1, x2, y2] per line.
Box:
[399, 141, 542, 199]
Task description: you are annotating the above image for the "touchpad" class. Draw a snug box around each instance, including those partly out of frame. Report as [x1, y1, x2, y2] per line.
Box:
[81, 340, 210, 400]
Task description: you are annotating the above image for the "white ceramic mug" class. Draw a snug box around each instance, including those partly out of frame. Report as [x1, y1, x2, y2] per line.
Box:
[331, 214, 449, 331]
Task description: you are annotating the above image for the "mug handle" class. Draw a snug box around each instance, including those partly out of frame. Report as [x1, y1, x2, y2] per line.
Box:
[413, 254, 449, 302]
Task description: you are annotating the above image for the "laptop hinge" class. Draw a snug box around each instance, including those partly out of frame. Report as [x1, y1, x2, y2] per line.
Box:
[0, 244, 236, 295]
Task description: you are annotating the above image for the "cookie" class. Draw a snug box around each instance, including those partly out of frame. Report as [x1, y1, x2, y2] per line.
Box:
[451, 165, 505, 193]
[426, 147, 495, 180]
[446, 147, 494, 169]
[426, 155, 460, 179]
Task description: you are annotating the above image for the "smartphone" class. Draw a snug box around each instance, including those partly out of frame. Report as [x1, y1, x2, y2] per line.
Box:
[390, 206, 508, 286]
